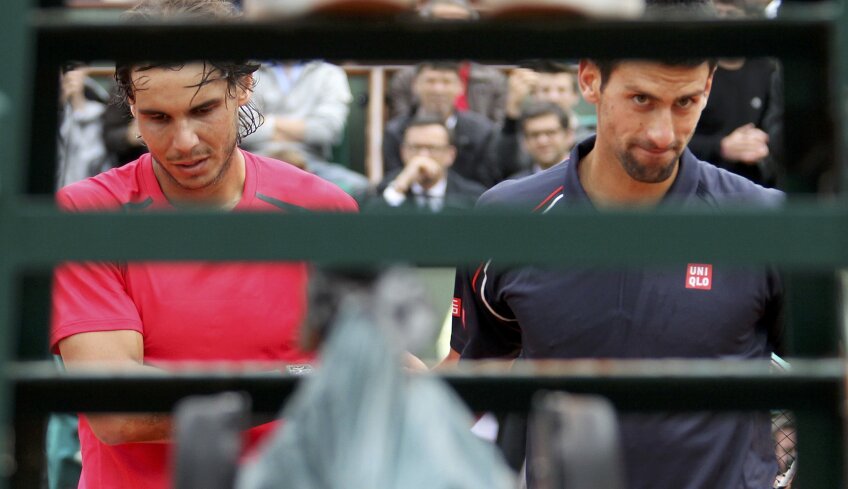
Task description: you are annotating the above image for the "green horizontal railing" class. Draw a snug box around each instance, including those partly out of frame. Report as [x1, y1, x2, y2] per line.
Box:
[1, 204, 847, 268]
[28, 9, 837, 62]
[9, 358, 843, 413]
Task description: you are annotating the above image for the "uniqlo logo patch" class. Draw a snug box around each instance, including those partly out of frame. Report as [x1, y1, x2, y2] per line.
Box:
[452, 297, 462, 317]
[686, 264, 713, 290]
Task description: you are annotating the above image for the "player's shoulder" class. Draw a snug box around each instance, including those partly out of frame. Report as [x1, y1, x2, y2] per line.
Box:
[248, 152, 358, 212]
[478, 162, 568, 211]
[693, 157, 784, 207]
[56, 157, 149, 211]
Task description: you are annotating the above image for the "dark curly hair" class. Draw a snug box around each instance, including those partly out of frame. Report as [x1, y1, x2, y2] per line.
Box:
[113, 0, 263, 142]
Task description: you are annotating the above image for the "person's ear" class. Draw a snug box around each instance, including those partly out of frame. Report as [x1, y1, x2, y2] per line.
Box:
[129, 103, 137, 118]
[237, 74, 253, 107]
[578, 60, 602, 105]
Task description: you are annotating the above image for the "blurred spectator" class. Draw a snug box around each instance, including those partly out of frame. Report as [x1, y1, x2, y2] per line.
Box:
[507, 102, 574, 180]
[494, 60, 582, 182]
[389, 63, 506, 125]
[56, 66, 111, 189]
[373, 115, 485, 212]
[505, 60, 580, 129]
[689, 0, 783, 187]
[388, 0, 506, 124]
[102, 89, 146, 168]
[383, 62, 498, 187]
[241, 60, 370, 198]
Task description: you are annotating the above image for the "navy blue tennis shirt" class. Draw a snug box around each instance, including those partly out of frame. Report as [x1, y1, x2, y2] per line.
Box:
[451, 137, 784, 489]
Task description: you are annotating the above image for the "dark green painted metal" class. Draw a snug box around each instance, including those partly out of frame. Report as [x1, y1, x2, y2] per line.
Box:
[28, 12, 835, 62]
[2, 203, 848, 267]
[8, 358, 843, 413]
[0, 1, 33, 488]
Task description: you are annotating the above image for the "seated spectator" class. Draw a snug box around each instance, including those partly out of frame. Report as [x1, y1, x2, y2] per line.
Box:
[373, 115, 486, 212]
[494, 60, 583, 182]
[383, 62, 498, 188]
[56, 65, 111, 189]
[241, 60, 370, 199]
[508, 102, 574, 180]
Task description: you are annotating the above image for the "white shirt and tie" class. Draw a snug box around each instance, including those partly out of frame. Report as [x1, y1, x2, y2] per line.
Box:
[382, 177, 448, 212]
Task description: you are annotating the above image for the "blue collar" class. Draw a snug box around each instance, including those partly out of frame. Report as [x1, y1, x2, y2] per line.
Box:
[563, 135, 701, 205]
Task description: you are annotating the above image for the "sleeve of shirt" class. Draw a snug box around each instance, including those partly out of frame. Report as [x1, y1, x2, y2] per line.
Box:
[450, 262, 522, 360]
[381, 184, 407, 207]
[50, 189, 144, 353]
[51, 261, 144, 353]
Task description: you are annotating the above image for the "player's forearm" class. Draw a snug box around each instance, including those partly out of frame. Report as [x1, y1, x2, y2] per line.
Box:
[74, 361, 173, 445]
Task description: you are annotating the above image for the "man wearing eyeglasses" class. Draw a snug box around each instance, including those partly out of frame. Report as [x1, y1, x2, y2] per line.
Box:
[382, 62, 499, 188]
[507, 102, 575, 180]
[376, 115, 486, 212]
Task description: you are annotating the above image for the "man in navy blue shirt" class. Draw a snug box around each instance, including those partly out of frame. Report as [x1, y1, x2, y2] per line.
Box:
[451, 57, 784, 489]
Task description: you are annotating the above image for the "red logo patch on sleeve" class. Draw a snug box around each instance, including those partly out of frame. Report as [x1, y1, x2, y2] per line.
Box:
[685, 264, 713, 290]
[451, 297, 462, 317]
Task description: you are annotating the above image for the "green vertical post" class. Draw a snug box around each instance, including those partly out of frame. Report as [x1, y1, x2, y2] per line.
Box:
[0, 1, 32, 488]
[785, 0, 848, 486]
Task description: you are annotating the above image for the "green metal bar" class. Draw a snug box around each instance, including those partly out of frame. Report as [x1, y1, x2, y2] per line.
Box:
[29, 12, 835, 62]
[3, 204, 848, 267]
[0, 0, 30, 199]
[795, 405, 845, 488]
[787, 272, 842, 357]
[9, 358, 843, 413]
[0, 2, 33, 489]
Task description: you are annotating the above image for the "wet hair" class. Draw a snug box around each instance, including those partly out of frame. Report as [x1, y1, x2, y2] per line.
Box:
[403, 114, 455, 146]
[519, 102, 572, 134]
[113, 0, 263, 142]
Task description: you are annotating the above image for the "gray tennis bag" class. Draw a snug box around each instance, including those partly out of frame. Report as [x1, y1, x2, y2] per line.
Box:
[236, 269, 516, 489]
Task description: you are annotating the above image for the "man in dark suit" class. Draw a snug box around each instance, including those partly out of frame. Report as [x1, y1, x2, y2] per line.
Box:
[376, 115, 486, 212]
[507, 102, 575, 180]
[382, 62, 498, 188]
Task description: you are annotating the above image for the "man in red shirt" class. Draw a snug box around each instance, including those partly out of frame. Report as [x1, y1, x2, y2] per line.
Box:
[50, 1, 357, 488]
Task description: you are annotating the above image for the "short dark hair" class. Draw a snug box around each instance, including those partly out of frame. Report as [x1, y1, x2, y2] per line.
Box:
[113, 0, 262, 142]
[403, 114, 455, 146]
[590, 58, 717, 91]
[519, 102, 572, 134]
[414, 61, 461, 78]
[587, 0, 718, 89]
